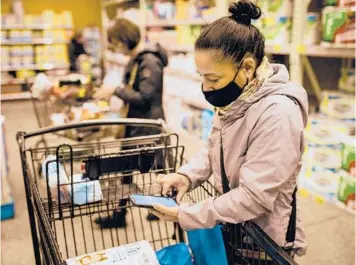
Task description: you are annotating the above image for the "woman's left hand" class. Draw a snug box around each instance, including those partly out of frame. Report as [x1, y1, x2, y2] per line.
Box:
[93, 85, 117, 100]
[150, 204, 179, 223]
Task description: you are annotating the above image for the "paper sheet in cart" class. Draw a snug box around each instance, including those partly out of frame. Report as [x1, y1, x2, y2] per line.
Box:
[65, 240, 160, 265]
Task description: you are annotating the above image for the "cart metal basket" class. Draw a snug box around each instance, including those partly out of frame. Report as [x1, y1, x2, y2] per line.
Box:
[17, 119, 298, 265]
[30, 78, 106, 145]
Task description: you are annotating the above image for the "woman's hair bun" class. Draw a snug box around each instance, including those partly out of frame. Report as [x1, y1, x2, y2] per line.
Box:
[229, 1, 262, 26]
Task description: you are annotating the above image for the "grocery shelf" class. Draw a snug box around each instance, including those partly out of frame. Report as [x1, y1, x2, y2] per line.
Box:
[1, 63, 69, 72]
[2, 39, 69, 45]
[1, 25, 73, 30]
[146, 19, 208, 28]
[299, 44, 355, 58]
[298, 187, 355, 215]
[1, 92, 32, 101]
[1, 78, 35, 85]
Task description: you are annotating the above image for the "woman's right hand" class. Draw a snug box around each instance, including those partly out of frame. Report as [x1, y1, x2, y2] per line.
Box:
[156, 173, 191, 203]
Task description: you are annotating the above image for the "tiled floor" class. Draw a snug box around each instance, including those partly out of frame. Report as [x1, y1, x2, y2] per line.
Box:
[1, 100, 355, 265]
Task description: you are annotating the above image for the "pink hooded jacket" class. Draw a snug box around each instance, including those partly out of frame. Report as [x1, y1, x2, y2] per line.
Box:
[177, 64, 308, 256]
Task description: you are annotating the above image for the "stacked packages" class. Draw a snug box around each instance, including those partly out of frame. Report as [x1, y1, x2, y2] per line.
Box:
[300, 91, 355, 211]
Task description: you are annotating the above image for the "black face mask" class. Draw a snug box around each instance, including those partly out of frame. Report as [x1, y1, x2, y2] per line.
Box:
[202, 65, 248, 107]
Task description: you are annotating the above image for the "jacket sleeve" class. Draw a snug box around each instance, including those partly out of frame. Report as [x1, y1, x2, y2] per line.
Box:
[178, 102, 303, 230]
[115, 54, 163, 108]
[177, 133, 213, 190]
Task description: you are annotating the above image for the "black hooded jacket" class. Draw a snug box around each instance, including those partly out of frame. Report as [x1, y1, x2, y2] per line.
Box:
[69, 38, 87, 72]
[115, 44, 168, 137]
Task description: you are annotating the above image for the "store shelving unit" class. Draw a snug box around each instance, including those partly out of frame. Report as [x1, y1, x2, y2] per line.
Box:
[1, 38, 69, 45]
[1, 20, 72, 100]
[1, 63, 69, 72]
[290, 0, 355, 104]
[1, 92, 32, 101]
[146, 19, 209, 27]
[1, 25, 73, 30]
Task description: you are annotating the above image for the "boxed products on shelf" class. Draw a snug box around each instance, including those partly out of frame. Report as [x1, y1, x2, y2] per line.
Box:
[303, 168, 340, 202]
[322, 6, 355, 44]
[35, 44, 68, 65]
[1, 47, 10, 67]
[2, 11, 73, 28]
[299, 114, 355, 205]
[319, 91, 355, 121]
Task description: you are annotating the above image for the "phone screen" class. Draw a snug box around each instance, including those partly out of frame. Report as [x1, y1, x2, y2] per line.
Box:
[130, 194, 178, 208]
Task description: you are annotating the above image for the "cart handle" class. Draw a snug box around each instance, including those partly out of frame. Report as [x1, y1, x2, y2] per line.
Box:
[18, 118, 167, 139]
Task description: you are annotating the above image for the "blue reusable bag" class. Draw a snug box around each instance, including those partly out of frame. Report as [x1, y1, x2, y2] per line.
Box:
[187, 226, 228, 265]
[156, 243, 193, 265]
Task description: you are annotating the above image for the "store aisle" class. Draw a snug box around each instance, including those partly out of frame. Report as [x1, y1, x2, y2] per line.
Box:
[1, 100, 355, 265]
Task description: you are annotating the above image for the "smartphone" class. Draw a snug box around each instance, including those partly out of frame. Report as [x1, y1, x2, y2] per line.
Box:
[130, 194, 178, 208]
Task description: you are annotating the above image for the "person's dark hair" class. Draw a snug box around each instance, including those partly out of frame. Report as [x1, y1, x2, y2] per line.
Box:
[195, 0, 264, 65]
[74, 30, 83, 40]
[108, 18, 141, 51]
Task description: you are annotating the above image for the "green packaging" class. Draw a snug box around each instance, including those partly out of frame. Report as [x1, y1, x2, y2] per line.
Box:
[337, 172, 355, 210]
[324, 0, 338, 6]
[322, 7, 355, 44]
[342, 138, 355, 176]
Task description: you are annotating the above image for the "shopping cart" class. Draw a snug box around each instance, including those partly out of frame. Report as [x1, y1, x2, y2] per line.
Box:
[17, 119, 298, 265]
[30, 78, 106, 146]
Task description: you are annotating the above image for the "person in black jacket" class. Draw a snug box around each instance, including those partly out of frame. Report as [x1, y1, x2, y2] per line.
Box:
[69, 31, 87, 72]
[94, 19, 167, 136]
[94, 18, 168, 228]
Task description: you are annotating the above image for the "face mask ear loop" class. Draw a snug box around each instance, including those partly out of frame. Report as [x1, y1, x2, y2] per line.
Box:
[232, 59, 245, 83]
[232, 67, 240, 83]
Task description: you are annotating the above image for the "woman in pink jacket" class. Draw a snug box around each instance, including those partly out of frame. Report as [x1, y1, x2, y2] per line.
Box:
[151, 0, 308, 258]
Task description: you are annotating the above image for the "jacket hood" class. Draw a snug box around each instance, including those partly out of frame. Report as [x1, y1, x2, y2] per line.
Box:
[137, 43, 169, 67]
[224, 64, 308, 127]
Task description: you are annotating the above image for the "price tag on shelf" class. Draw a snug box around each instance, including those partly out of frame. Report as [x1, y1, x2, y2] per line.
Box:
[314, 195, 326, 205]
[273, 44, 282, 53]
[298, 188, 309, 198]
[297, 44, 307, 54]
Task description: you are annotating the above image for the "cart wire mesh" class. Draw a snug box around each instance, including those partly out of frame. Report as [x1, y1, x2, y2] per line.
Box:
[17, 120, 298, 265]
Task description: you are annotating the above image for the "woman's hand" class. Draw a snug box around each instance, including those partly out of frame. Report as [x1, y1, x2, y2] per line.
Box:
[149, 173, 191, 223]
[149, 204, 179, 223]
[156, 173, 191, 203]
[93, 85, 117, 100]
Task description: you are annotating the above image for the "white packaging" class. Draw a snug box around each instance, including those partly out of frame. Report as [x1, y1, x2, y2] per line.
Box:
[66, 241, 159, 265]
[41, 155, 71, 203]
[304, 13, 320, 45]
[70, 174, 103, 205]
[31, 73, 53, 99]
[320, 91, 355, 120]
